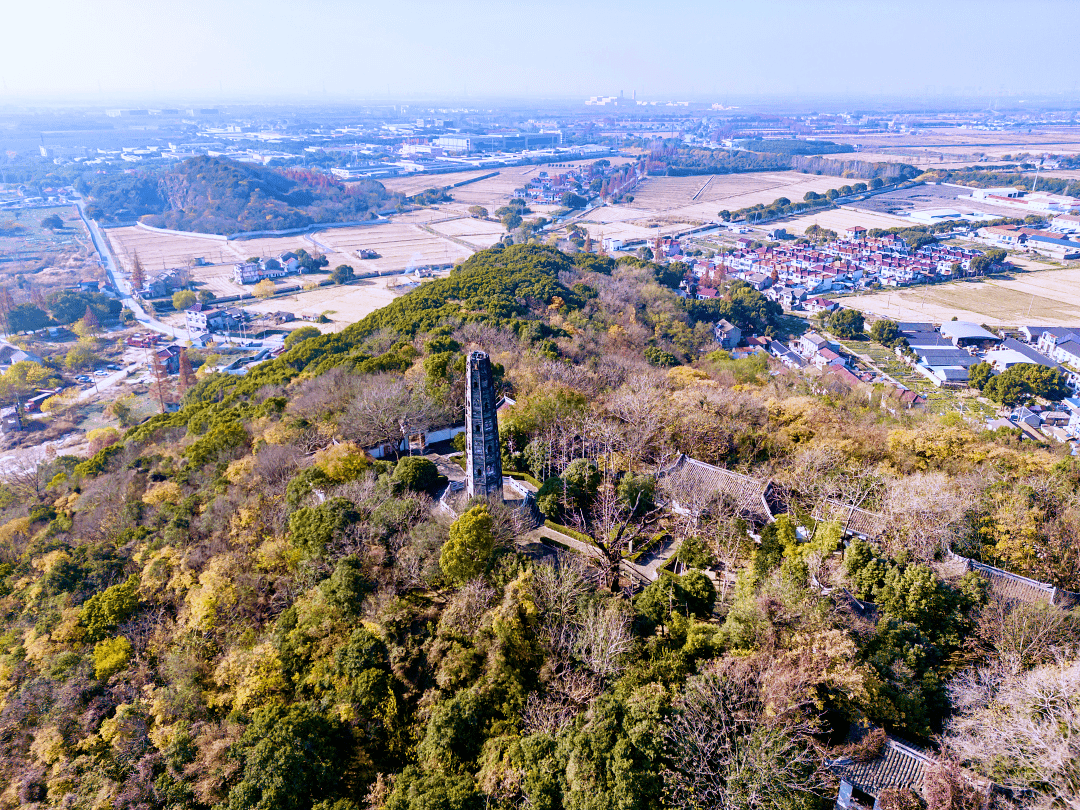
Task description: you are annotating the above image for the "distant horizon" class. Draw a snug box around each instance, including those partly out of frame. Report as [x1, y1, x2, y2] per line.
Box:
[5, 90, 1080, 116]
[3, 0, 1079, 105]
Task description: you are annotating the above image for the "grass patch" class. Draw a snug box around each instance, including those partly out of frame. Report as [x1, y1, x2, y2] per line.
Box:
[544, 520, 597, 547]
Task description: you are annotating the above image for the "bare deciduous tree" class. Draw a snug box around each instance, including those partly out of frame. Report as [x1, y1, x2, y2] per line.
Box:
[664, 660, 828, 810]
[969, 596, 1078, 674]
[532, 556, 593, 630]
[573, 600, 633, 681]
[943, 653, 1080, 810]
[438, 578, 496, 638]
[338, 374, 442, 458]
[882, 472, 970, 562]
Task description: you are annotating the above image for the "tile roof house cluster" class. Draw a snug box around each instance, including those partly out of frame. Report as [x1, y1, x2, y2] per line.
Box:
[701, 234, 979, 294]
[518, 163, 617, 205]
[659, 454, 776, 525]
[980, 224, 1080, 259]
[233, 253, 301, 285]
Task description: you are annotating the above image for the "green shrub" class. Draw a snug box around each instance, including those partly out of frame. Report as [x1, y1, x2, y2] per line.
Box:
[440, 505, 495, 584]
[93, 636, 133, 679]
[392, 457, 443, 493]
[80, 575, 140, 642]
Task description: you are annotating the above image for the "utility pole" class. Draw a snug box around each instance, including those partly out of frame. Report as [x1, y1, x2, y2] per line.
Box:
[151, 349, 169, 414]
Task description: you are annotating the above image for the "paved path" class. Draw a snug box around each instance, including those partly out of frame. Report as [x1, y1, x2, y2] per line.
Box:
[523, 524, 678, 587]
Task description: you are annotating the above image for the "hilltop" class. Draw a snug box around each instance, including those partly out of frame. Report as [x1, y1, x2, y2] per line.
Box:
[0, 243, 1075, 810]
[84, 156, 400, 234]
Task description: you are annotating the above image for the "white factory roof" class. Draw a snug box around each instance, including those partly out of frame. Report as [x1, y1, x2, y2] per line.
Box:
[939, 321, 999, 342]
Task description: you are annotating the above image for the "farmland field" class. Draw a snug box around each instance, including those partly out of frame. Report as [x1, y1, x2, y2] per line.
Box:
[569, 172, 856, 242]
[783, 206, 913, 235]
[107, 212, 485, 299]
[378, 170, 494, 197]
[843, 265, 1080, 326]
[241, 276, 410, 331]
[0, 205, 99, 289]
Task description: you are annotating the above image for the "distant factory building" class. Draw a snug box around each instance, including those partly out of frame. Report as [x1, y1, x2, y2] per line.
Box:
[434, 132, 562, 154]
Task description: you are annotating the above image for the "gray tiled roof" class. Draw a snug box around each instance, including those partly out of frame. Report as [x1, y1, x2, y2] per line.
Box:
[948, 553, 1079, 607]
[661, 454, 773, 523]
[831, 738, 932, 797]
[815, 499, 886, 539]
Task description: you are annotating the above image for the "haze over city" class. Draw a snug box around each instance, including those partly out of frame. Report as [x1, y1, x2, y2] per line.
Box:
[3, 0, 1080, 102]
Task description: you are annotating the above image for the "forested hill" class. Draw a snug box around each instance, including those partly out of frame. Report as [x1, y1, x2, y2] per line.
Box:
[0, 243, 1076, 810]
[84, 156, 399, 233]
[646, 143, 918, 180]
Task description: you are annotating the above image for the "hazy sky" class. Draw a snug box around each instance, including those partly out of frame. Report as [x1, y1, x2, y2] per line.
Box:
[3, 0, 1079, 103]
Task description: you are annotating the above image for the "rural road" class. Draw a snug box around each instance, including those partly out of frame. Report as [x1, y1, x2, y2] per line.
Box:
[74, 198, 183, 341]
[75, 199, 278, 349]
[75, 360, 144, 403]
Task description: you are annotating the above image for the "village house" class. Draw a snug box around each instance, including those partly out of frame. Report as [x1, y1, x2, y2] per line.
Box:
[0, 342, 44, 369]
[1032, 326, 1080, 355]
[799, 331, 836, 359]
[148, 345, 183, 375]
[142, 269, 186, 298]
[696, 286, 718, 300]
[1050, 339, 1080, 370]
[813, 346, 848, 370]
[768, 339, 807, 369]
[804, 297, 838, 317]
[185, 303, 244, 335]
[0, 406, 21, 434]
[714, 319, 741, 349]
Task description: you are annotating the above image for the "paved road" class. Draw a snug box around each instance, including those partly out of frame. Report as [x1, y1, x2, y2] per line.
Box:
[74, 198, 279, 349]
[73, 197, 183, 341]
[75, 360, 145, 403]
[524, 524, 671, 587]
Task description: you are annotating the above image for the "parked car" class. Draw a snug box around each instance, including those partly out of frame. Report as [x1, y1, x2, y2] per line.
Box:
[76, 375, 91, 383]
[94, 369, 108, 377]
[106, 364, 121, 370]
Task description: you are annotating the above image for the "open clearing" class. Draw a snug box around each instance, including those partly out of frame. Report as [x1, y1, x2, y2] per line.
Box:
[242, 277, 409, 331]
[378, 170, 494, 197]
[783, 206, 914, 235]
[827, 128, 1080, 165]
[628, 172, 850, 215]
[107, 213, 487, 299]
[570, 172, 853, 242]
[843, 265, 1080, 326]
